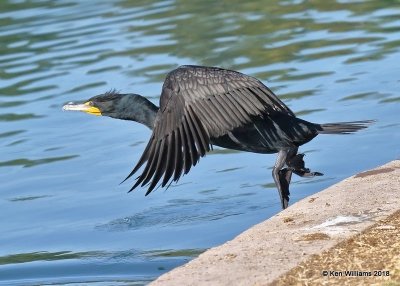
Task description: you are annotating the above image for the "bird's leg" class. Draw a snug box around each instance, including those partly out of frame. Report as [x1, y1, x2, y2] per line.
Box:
[276, 147, 298, 208]
[273, 148, 323, 209]
[278, 167, 292, 204]
[272, 149, 290, 209]
[279, 151, 298, 187]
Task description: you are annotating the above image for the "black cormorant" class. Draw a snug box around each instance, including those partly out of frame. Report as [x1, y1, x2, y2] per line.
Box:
[63, 65, 372, 209]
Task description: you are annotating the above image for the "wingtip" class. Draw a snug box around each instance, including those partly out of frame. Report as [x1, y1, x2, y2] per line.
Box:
[120, 173, 132, 185]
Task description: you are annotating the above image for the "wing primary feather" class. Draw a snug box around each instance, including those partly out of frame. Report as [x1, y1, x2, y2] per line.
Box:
[185, 108, 206, 156]
[130, 140, 160, 190]
[255, 87, 294, 115]
[140, 139, 165, 187]
[230, 89, 259, 114]
[146, 138, 169, 193]
[121, 137, 154, 184]
[214, 92, 242, 121]
[161, 131, 176, 187]
[187, 105, 210, 155]
[204, 98, 233, 130]
[209, 96, 236, 128]
[180, 123, 192, 174]
[226, 91, 251, 115]
[190, 103, 214, 132]
[224, 93, 250, 123]
[239, 88, 265, 112]
[173, 127, 184, 181]
[205, 97, 232, 127]
[249, 87, 283, 113]
[127, 139, 158, 192]
[129, 139, 160, 191]
[210, 96, 235, 126]
[248, 87, 275, 109]
[182, 115, 198, 167]
[193, 100, 220, 134]
[212, 94, 242, 126]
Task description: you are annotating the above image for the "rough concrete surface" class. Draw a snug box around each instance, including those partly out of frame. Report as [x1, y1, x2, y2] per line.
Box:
[273, 210, 400, 285]
[150, 160, 400, 286]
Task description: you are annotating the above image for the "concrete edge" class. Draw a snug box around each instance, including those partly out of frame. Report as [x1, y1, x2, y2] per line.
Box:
[150, 160, 400, 286]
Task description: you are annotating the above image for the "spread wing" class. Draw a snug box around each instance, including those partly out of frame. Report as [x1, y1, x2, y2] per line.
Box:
[125, 65, 294, 194]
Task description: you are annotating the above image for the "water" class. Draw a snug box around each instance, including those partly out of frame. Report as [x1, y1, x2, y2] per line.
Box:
[1, 0, 399, 284]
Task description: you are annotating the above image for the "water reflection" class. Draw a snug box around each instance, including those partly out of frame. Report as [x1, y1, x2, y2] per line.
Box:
[8, 195, 51, 202]
[0, 155, 78, 168]
[0, 130, 25, 138]
[0, 248, 205, 268]
[96, 197, 248, 231]
[112, 0, 400, 72]
[0, 251, 103, 265]
[0, 113, 44, 121]
[341, 91, 388, 101]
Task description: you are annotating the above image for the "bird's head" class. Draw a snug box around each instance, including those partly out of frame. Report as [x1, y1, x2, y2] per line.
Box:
[62, 90, 127, 118]
[63, 89, 159, 129]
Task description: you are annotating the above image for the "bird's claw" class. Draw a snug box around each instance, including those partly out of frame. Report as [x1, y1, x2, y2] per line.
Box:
[312, 172, 324, 176]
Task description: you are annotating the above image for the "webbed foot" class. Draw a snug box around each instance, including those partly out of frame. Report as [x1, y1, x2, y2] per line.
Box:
[287, 153, 323, 177]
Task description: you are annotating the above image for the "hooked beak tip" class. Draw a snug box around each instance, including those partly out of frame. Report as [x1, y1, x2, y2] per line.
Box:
[62, 102, 87, 112]
[62, 103, 72, 111]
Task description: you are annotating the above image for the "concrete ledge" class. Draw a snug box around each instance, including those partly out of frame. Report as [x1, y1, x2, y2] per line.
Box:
[150, 160, 400, 285]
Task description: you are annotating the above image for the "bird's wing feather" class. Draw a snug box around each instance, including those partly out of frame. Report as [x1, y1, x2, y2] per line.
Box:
[125, 66, 294, 194]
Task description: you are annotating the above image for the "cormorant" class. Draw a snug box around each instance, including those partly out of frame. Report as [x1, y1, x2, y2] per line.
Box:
[63, 65, 371, 209]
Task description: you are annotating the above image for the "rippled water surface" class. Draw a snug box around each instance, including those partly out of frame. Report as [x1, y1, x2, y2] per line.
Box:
[1, 0, 399, 285]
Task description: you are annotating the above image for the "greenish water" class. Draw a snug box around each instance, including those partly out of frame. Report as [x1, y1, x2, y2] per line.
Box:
[0, 0, 399, 285]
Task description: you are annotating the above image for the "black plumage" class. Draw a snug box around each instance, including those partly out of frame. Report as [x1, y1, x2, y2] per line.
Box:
[63, 65, 372, 209]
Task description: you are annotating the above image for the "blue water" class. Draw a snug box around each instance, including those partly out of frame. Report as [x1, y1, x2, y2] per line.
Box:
[0, 0, 399, 285]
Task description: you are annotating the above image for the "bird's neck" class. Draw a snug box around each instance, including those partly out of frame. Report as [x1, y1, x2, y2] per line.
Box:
[140, 99, 159, 129]
[115, 94, 159, 130]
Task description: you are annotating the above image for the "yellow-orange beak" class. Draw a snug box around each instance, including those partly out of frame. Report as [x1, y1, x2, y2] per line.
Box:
[62, 101, 102, 116]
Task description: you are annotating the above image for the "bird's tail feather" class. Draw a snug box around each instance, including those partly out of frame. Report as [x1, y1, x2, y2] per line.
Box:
[317, 120, 374, 134]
